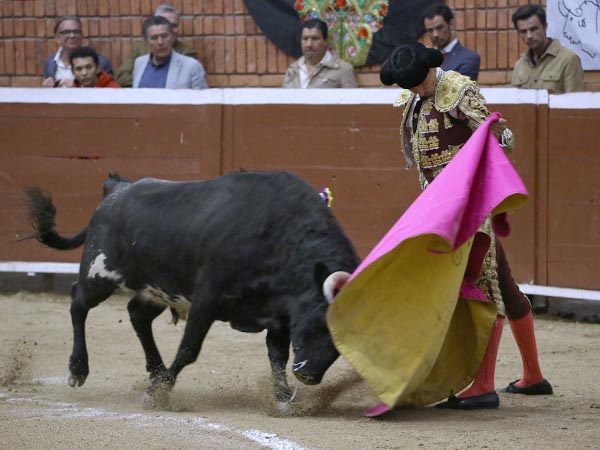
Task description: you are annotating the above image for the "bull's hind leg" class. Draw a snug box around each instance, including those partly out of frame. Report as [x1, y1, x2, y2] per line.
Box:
[143, 287, 216, 409]
[69, 276, 116, 387]
[127, 295, 167, 380]
[266, 329, 293, 403]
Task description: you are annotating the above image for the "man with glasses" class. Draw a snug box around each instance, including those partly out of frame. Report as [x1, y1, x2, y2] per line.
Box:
[117, 4, 198, 87]
[133, 15, 208, 89]
[42, 16, 113, 88]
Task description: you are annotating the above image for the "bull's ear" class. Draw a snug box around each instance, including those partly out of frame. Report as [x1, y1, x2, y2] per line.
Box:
[313, 261, 331, 289]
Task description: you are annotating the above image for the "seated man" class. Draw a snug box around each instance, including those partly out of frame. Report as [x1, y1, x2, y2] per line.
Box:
[70, 46, 120, 88]
[43, 16, 113, 88]
[511, 4, 584, 93]
[133, 15, 208, 89]
[282, 19, 357, 88]
[422, 3, 480, 81]
[116, 4, 197, 87]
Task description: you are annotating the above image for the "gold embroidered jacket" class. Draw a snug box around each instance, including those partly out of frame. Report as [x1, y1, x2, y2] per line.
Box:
[393, 69, 515, 313]
[395, 69, 514, 188]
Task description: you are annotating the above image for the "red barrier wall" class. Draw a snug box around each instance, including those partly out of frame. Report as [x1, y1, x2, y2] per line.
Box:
[1, 88, 599, 290]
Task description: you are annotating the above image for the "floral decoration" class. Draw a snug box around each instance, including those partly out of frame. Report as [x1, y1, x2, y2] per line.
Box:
[295, 0, 389, 67]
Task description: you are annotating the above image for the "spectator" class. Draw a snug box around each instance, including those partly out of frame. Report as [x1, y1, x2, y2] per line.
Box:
[422, 3, 480, 81]
[70, 47, 120, 88]
[116, 4, 197, 87]
[133, 15, 208, 89]
[511, 4, 584, 93]
[282, 19, 357, 88]
[42, 16, 113, 88]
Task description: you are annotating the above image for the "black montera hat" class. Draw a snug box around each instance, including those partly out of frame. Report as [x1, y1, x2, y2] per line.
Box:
[379, 41, 444, 89]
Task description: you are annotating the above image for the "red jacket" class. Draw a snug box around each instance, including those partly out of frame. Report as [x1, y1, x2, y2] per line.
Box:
[74, 71, 121, 88]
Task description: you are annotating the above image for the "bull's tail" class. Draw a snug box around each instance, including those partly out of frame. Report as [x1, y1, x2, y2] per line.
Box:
[23, 187, 87, 250]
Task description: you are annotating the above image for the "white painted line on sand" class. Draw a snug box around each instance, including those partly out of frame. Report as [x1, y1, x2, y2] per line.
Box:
[30, 377, 67, 385]
[0, 391, 311, 450]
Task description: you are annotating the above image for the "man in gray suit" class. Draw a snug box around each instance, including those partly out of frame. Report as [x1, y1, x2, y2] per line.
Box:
[422, 3, 480, 81]
[117, 4, 198, 87]
[133, 15, 208, 89]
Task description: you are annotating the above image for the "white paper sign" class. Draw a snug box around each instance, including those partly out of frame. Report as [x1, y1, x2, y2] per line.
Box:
[547, 0, 600, 70]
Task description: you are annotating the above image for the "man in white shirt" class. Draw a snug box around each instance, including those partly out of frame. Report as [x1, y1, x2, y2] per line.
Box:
[282, 19, 357, 89]
[42, 16, 113, 88]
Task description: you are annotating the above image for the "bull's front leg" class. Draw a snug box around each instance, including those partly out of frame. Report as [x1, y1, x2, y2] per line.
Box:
[143, 295, 215, 409]
[266, 328, 293, 406]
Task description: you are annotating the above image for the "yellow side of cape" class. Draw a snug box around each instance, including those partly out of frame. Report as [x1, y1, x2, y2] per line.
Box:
[326, 234, 497, 407]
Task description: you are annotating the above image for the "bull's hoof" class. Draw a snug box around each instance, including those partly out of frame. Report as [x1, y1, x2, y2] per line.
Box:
[275, 389, 293, 404]
[142, 383, 171, 410]
[271, 387, 300, 417]
[68, 357, 89, 386]
[273, 401, 293, 416]
[68, 374, 87, 387]
[148, 364, 167, 382]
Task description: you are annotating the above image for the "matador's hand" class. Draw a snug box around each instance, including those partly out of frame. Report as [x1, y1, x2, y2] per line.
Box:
[490, 118, 508, 139]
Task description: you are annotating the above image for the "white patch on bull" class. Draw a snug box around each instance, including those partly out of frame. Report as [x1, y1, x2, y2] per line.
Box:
[292, 360, 308, 372]
[141, 285, 191, 320]
[87, 253, 122, 281]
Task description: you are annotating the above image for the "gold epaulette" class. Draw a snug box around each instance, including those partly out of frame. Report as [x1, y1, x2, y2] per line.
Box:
[393, 89, 415, 108]
[434, 71, 479, 112]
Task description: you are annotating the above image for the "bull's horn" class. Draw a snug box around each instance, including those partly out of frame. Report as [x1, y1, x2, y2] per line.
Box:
[323, 271, 351, 304]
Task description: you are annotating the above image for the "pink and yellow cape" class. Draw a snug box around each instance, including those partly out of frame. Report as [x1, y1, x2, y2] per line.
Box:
[327, 113, 528, 407]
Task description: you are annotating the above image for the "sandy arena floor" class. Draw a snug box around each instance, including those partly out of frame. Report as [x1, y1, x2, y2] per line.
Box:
[1, 291, 599, 450]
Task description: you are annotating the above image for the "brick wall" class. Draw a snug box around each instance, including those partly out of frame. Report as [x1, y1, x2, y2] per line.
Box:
[1, 0, 599, 89]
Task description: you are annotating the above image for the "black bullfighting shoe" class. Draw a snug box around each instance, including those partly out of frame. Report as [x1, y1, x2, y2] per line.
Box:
[500, 379, 553, 395]
[435, 391, 500, 410]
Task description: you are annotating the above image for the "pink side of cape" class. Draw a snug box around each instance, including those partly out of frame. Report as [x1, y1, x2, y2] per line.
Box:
[349, 112, 527, 283]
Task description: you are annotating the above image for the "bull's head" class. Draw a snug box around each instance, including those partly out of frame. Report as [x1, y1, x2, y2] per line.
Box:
[291, 263, 351, 385]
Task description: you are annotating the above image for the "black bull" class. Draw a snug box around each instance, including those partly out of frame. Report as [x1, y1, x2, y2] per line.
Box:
[25, 171, 360, 408]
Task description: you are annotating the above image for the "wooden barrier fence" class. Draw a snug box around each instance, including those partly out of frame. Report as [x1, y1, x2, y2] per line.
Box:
[1, 88, 599, 292]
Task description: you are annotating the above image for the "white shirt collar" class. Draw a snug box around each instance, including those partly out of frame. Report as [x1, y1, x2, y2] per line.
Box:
[54, 47, 74, 80]
[442, 38, 458, 54]
[53, 47, 63, 63]
[298, 51, 332, 89]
